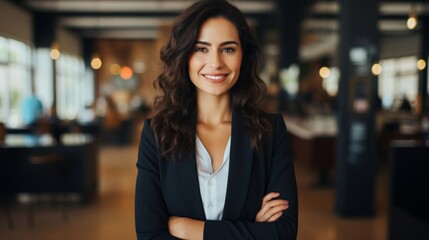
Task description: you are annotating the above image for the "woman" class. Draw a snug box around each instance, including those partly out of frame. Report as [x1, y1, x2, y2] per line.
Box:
[135, 0, 298, 239]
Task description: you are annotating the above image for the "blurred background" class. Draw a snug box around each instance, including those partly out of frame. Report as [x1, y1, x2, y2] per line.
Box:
[0, 0, 428, 239]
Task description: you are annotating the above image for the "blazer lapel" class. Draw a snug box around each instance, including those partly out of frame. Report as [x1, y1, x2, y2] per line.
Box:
[222, 108, 254, 220]
[174, 111, 206, 220]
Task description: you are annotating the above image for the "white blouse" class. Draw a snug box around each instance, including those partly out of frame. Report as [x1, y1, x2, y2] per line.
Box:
[195, 135, 231, 220]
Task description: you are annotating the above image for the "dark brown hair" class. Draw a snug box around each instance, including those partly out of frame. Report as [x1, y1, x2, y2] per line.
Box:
[151, 0, 271, 160]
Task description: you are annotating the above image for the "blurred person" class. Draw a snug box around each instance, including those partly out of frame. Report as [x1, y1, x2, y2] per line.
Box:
[135, 0, 298, 239]
[21, 84, 43, 127]
[398, 94, 412, 112]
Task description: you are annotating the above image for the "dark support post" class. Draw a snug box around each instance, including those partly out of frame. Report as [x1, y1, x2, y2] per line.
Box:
[33, 13, 57, 110]
[419, 17, 429, 117]
[275, 0, 305, 70]
[82, 38, 98, 100]
[335, 0, 379, 217]
[33, 13, 56, 48]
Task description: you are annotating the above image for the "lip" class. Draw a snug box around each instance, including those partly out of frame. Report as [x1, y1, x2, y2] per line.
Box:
[202, 73, 229, 83]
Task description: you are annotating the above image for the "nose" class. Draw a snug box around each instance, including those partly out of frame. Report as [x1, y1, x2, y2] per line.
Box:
[207, 51, 224, 69]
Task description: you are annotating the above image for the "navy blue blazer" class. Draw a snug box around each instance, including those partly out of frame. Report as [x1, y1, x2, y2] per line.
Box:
[135, 110, 298, 239]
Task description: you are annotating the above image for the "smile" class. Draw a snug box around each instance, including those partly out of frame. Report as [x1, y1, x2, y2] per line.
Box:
[204, 74, 227, 79]
[202, 74, 229, 83]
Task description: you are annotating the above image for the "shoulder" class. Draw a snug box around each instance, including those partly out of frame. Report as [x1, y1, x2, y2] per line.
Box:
[262, 113, 288, 142]
[263, 112, 286, 129]
[138, 118, 161, 155]
[140, 118, 155, 144]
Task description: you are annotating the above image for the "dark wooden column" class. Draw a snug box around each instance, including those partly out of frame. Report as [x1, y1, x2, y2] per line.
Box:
[275, 0, 312, 70]
[335, 0, 379, 217]
[419, 17, 429, 117]
[34, 13, 57, 111]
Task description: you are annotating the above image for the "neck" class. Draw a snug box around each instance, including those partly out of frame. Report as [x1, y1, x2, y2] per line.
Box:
[196, 92, 232, 126]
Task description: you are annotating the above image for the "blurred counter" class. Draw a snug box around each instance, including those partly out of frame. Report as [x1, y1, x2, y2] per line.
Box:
[283, 114, 337, 187]
[0, 133, 98, 203]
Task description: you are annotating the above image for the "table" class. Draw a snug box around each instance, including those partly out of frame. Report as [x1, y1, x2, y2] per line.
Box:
[0, 133, 98, 203]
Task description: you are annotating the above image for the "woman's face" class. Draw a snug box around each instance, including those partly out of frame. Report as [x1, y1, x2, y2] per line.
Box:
[188, 17, 242, 98]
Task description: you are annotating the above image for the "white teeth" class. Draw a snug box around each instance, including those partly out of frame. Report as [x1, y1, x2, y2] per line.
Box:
[204, 75, 225, 80]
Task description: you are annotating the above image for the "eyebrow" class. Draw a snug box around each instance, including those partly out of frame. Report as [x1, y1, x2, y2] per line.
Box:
[195, 41, 240, 47]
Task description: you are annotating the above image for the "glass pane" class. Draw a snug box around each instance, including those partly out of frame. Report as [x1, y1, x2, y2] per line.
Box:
[9, 39, 26, 64]
[397, 56, 417, 75]
[0, 65, 8, 122]
[0, 36, 7, 63]
[379, 56, 418, 110]
[56, 53, 89, 120]
[9, 64, 29, 126]
[34, 48, 53, 110]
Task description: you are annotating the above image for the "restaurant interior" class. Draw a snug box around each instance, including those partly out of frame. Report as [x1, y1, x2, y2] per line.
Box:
[1, 0, 429, 239]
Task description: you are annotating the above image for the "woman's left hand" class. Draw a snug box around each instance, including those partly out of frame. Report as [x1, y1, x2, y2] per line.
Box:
[255, 192, 289, 222]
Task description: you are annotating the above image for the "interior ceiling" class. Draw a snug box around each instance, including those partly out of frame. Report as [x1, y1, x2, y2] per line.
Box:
[10, 0, 429, 61]
[12, 0, 429, 40]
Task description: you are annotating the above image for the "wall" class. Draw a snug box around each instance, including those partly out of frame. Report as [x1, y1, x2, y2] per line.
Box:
[58, 28, 81, 56]
[0, 1, 32, 44]
[380, 34, 420, 59]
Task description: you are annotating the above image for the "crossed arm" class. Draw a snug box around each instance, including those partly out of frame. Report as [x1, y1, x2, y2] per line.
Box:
[136, 116, 297, 240]
[168, 192, 289, 239]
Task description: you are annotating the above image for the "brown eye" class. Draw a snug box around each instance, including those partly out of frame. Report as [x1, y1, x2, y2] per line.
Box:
[195, 47, 207, 53]
[222, 47, 235, 53]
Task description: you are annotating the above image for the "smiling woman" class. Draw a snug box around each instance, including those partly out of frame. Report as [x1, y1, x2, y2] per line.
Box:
[135, 0, 298, 239]
[188, 17, 243, 98]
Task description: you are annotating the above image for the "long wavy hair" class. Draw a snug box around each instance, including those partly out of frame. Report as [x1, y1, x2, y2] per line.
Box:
[151, 0, 271, 160]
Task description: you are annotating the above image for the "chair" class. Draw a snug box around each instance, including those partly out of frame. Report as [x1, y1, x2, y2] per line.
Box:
[26, 154, 70, 227]
[0, 192, 14, 229]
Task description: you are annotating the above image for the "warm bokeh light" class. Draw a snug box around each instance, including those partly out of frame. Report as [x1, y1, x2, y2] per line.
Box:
[50, 48, 60, 60]
[120, 66, 133, 80]
[417, 59, 426, 70]
[91, 57, 102, 70]
[371, 63, 382, 75]
[110, 63, 121, 75]
[319, 66, 331, 79]
[407, 16, 417, 30]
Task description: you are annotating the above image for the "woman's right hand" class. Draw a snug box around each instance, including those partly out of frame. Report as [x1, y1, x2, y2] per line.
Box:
[255, 192, 289, 222]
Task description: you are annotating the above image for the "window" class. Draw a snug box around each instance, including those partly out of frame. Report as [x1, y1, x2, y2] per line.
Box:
[0, 36, 32, 127]
[0, 35, 94, 126]
[378, 56, 419, 110]
[56, 53, 93, 120]
[322, 67, 340, 97]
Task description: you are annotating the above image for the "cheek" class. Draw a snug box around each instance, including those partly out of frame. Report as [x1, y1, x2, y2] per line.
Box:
[229, 56, 242, 72]
[188, 56, 204, 74]
[232, 57, 243, 82]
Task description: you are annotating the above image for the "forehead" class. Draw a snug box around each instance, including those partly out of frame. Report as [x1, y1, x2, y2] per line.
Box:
[197, 17, 240, 43]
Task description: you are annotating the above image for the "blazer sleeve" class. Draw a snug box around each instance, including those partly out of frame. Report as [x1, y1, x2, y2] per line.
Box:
[203, 114, 298, 240]
[135, 119, 178, 240]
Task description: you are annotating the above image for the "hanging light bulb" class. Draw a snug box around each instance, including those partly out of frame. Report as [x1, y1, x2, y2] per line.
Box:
[319, 66, 331, 79]
[417, 59, 426, 71]
[407, 5, 418, 30]
[120, 66, 133, 80]
[110, 63, 121, 75]
[371, 63, 382, 75]
[91, 54, 102, 70]
[50, 42, 60, 60]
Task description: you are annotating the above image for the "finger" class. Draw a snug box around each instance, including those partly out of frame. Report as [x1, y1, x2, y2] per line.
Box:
[258, 199, 288, 220]
[267, 211, 283, 222]
[262, 199, 289, 210]
[264, 204, 288, 218]
[262, 192, 280, 206]
[258, 201, 289, 222]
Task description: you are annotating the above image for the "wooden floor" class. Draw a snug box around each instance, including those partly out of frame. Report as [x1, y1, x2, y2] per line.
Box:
[0, 141, 389, 240]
